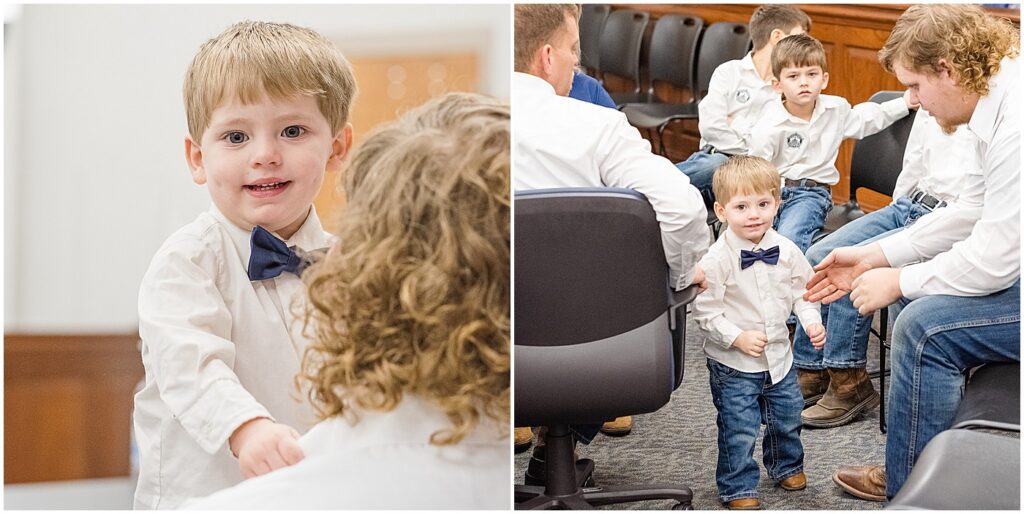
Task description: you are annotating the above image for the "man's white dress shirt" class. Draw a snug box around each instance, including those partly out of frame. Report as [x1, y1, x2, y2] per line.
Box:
[513, 72, 709, 289]
[697, 53, 778, 154]
[187, 396, 511, 509]
[134, 205, 332, 509]
[693, 228, 821, 384]
[892, 108, 984, 205]
[879, 56, 1020, 298]
[749, 94, 909, 185]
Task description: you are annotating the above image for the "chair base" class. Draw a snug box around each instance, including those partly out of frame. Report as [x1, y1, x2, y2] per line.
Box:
[514, 424, 693, 510]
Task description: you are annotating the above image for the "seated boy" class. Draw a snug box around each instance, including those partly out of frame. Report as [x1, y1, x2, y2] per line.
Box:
[692, 155, 826, 510]
[794, 107, 983, 428]
[749, 33, 914, 253]
[675, 5, 811, 206]
[133, 21, 355, 508]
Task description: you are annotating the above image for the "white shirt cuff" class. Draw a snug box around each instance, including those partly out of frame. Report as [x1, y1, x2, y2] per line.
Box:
[898, 264, 928, 300]
[878, 232, 919, 269]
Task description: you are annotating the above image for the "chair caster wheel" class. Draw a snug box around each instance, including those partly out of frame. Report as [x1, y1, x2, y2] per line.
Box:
[672, 502, 692, 510]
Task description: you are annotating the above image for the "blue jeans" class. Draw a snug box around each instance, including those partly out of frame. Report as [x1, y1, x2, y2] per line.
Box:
[884, 281, 1020, 498]
[675, 150, 730, 207]
[774, 186, 833, 254]
[794, 197, 931, 369]
[707, 359, 804, 502]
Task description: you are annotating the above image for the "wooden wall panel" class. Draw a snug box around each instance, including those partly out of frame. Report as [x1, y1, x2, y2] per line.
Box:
[608, 4, 1018, 211]
[4, 334, 143, 484]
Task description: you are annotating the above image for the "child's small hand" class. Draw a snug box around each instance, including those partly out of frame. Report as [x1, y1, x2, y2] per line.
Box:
[229, 417, 305, 479]
[805, 323, 827, 350]
[691, 264, 708, 293]
[733, 330, 768, 358]
[903, 89, 921, 110]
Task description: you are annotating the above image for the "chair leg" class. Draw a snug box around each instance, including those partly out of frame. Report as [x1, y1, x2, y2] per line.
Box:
[878, 308, 889, 433]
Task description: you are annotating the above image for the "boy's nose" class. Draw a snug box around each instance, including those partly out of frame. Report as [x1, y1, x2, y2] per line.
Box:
[251, 139, 282, 167]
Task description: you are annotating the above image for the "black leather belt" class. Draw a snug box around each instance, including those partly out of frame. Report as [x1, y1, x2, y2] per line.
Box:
[701, 144, 733, 157]
[784, 178, 831, 191]
[908, 188, 947, 211]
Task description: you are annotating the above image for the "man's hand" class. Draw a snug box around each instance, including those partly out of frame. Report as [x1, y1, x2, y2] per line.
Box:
[229, 417, 305, 479]
[691, 264, 708, 293]
[804, 245, 886, 304]
[850, 267, 903, 315]
[733, 330, 768, 358]
[903, 88, 921, 110]
[804, 322, 826, 350]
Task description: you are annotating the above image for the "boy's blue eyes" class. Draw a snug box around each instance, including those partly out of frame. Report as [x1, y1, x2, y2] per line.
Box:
[222, 126, 305, 144]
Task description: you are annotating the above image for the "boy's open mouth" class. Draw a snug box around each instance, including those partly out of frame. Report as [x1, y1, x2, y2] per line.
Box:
[244, 180, 291, 192]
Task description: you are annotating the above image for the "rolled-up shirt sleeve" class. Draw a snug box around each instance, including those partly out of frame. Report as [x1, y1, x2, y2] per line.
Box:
[139, 237, 273, 454]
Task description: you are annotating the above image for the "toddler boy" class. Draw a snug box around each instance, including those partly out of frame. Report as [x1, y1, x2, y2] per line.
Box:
[133, 21, 355, 508]
[693, 155, 826, 510]
[749, 34, 914, 253]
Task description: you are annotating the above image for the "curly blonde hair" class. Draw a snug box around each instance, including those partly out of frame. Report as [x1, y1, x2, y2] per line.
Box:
[879, 4, 1020, 97]
[300, 92, 510, 445]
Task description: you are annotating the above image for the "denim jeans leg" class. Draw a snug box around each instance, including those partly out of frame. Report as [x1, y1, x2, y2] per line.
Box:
[793, 199, 918, 369]
[884, 281, 1021, 498]
[773, 186, 833, 254]
[759, 366, 804, 481]
[675, 151, 729, 207]
[707, 359, 763, 502]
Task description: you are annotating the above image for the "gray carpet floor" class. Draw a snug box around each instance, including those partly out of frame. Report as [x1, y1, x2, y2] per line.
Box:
[514, 314, 891, 510]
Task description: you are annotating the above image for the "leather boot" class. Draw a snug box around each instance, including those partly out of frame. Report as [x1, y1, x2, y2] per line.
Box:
[514, 426, 534, 453]
[802, 367, 879, 428]
[797, 368, 830, 407]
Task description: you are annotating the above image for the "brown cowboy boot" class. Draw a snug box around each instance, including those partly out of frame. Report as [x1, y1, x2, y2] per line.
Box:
[833, 465, 886, 501]
[802, 367, 879, 428]
[797, 368, 830, 407]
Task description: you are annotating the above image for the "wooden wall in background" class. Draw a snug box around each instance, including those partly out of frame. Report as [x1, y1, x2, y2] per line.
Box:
[4, 334, 143, 484]
[607, 4, 1019, 212]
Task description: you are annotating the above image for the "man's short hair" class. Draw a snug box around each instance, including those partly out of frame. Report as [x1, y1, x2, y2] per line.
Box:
[749, 5, 812, 51]
[184, 20, 357, 142]
[878, 4, 1020, 97]
[514, 4, 581, 72]
[713, 155, 781, 206]
[771, 33, 828, 79]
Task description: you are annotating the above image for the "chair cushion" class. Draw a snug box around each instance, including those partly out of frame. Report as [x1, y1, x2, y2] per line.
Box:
[621, 102, 699, 128]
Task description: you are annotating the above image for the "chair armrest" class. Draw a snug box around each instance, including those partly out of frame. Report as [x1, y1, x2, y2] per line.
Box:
[669, 284, 699, 331]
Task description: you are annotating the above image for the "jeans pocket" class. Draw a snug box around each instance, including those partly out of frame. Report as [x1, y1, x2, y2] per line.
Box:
[710, 359, 741, 382]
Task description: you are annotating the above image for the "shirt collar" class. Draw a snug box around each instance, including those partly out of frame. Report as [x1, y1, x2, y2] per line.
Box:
[208, 204, 333, 270]
[513, 72, 557, 97]
[968, 56, 1017, 145]
[723, 226, 781, 254]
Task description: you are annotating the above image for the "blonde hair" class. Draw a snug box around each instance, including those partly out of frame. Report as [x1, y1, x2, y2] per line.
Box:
[712, 155, 782, 205]
[878, 4, 1020, 97]
[514, 4, 581, 72]
[183, 20, 357, 142]
[301, 93, 510, 445]
[771, 33, 828, 79]
[749, 5, 811, 51]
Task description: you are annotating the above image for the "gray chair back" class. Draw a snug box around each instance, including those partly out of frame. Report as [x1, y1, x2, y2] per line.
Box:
[514, 188, 675, 427]
[694, 22, 751, 101]
[598, 9, 649, 94]
[579, 4, 610, 72]
[850, 91, 916, 198]
[648, 15, 704, 98]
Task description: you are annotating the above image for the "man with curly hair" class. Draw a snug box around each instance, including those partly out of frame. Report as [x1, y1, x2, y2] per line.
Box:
[801, 4, 1019, 502]
[188, 92, 511, 508]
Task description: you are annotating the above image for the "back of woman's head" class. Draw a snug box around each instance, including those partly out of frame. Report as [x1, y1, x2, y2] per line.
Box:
[302, 92, 510, 445]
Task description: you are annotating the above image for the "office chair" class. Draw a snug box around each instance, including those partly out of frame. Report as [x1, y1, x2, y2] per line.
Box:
[950, 362, 1020, 432]
[613, 15, 704, 107]
[579, 4, 611, 76]
[514, 187, 697, 510]
[622, 21, 750, 155]
[598, 9, 649, 107]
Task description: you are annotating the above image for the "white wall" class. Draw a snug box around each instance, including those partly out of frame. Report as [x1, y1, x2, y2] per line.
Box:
[3, 4, 510, 333]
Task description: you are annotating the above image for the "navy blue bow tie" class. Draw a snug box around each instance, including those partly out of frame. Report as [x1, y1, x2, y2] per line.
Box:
[740, 245, 780, 269]
[248, 226, 326, 281]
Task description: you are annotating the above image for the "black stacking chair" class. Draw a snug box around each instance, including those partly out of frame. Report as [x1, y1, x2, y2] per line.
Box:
[514, 188, 697, 510]
[621, 21, 750, 155]
[598, 9, 649, 106]
[613, 15, 704, 107]
[951, 362, 1020, 432]
[811, 91, 916, 433]
[579, 4, 610, 76]
[886, 429, 1020, 510]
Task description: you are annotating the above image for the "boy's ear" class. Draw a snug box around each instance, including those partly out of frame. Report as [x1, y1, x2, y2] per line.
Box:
[771, 77, 782, 94]
[713, 201, 727, 223]
[184, 135, 207, 185]
[327, 123, 353, 173]
[821, 71, 830, 91]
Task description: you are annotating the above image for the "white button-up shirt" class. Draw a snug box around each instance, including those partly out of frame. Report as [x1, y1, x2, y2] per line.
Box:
[513, 72, 709, 289]
[134, 205, 332, 509]
[879, 56, 1020, 298]
[698, 52, 778, 154]
[892, 108, 984, 205]
[749, 94, 909, 185]
[693, 228, 821, 384]
[186, 395, 511, 509]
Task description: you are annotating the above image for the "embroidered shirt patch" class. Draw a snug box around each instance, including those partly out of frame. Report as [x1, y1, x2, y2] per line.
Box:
[735, 89, 751, 103]
[786, 133, 804, 148]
